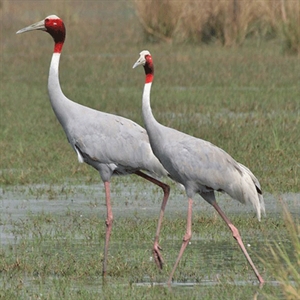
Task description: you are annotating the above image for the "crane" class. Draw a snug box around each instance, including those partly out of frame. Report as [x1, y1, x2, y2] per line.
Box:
[133, 50, 266, 285]
[16, 16, 170, 276]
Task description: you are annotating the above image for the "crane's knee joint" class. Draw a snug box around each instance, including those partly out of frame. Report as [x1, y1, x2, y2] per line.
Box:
[229, 224, 240, 239]
[165, 185, 170, 194]
[105, 217, 113, 227]
[183, 232, 192, 242]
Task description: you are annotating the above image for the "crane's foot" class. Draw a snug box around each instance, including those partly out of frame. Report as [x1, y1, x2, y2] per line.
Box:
[153, 243, 164, 269]
[258, 275, 265, 287]
[102, 270, 108, 286]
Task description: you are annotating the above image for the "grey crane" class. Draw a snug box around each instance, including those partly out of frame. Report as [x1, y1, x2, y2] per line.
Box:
[133, 50, 266, 285]
[16, 16, 170, 275]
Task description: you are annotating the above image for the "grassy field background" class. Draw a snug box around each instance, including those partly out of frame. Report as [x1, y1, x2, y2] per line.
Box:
[1, 0, 299, 191]
[0, 1, 299, 299]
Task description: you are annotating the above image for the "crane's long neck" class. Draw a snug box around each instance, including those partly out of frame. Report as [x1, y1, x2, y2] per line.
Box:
[48, 52, 63, 101]
[47, 42, 72, 128]
[142, 82, 156, 127]
[142, 63, 161, 136]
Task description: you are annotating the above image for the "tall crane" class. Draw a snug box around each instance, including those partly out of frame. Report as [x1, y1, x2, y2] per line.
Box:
[16, 16, 170, 275]
[133, 50, 265, 285]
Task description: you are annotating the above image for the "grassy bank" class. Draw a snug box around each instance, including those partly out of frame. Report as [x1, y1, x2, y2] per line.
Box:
[1, 1, 299, 192]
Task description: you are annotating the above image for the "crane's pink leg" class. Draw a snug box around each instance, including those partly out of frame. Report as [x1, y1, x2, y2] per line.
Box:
[211, 200, 264, 285]
[135, 171, 170, 269]
[167, 198, 193, 285]
[103, 181, 113, 277]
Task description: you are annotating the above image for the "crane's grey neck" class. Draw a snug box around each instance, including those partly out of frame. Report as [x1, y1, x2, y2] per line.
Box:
[48, 53, 62, 94]
[48, 52, 72, 128]
[142, 82, 160, 133]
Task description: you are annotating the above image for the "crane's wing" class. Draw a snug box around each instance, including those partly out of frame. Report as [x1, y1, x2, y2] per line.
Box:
[64, 105, 167, 177]
[153, 125, 263, 206]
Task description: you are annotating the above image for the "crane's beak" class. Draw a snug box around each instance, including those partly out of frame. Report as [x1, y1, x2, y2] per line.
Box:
[16, 19, 46, 34]
[132, 55, 146, 69]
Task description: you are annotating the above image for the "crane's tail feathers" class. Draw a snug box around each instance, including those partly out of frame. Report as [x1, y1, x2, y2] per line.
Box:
[258, 193, 266, 219]
[251, 193, 265, 222]
[238, 162, 265, 221]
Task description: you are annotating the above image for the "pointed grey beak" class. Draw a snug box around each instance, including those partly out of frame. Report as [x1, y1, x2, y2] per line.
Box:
[132, 56, 145, 69]
[16, 19, 46, 34]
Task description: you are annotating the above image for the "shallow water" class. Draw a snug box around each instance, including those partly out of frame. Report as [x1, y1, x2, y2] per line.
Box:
[0, 182, 299, 298]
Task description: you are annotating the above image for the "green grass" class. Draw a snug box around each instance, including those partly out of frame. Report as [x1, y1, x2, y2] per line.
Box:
[0, 183, 292, 299]
[0, 1, 299, 299]
[262, 202, 300, 300]
[1, 2, 299, 191]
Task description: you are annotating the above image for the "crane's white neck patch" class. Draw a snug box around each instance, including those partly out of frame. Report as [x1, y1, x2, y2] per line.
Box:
[51, 53, 60, 72]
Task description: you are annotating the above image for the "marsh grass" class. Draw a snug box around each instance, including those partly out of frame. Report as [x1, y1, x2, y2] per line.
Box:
[0, 181, 298, 299]
[262, 202, 300, 300]
[1, 183, 296, 299]
[1, 12, 299, 191]
[0, 195, 287, 299]
[277, 0, 300, 55]
[134, 0, 300, 54]
[1, 1, 299, 191]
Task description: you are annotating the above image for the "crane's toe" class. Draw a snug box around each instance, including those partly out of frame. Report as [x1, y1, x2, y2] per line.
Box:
[153, 243, 164, 269]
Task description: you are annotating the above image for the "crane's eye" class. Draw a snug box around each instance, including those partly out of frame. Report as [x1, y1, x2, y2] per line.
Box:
[45, 18, 49, 23]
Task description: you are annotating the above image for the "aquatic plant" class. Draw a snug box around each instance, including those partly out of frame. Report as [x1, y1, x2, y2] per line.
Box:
[264, 201, 300, 299]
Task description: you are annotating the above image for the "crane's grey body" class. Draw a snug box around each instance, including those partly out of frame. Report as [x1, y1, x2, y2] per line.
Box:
[146, 117, 264, 216]
[133, 50, 265, 284]
[49, 54, 168, 182]
[16, 17, 170, 276]
[141, 82, 264, 219]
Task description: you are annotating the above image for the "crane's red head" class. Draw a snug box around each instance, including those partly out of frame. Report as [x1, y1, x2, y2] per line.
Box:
[132, 50, 154, 83]
[16, 15, 66, 53]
